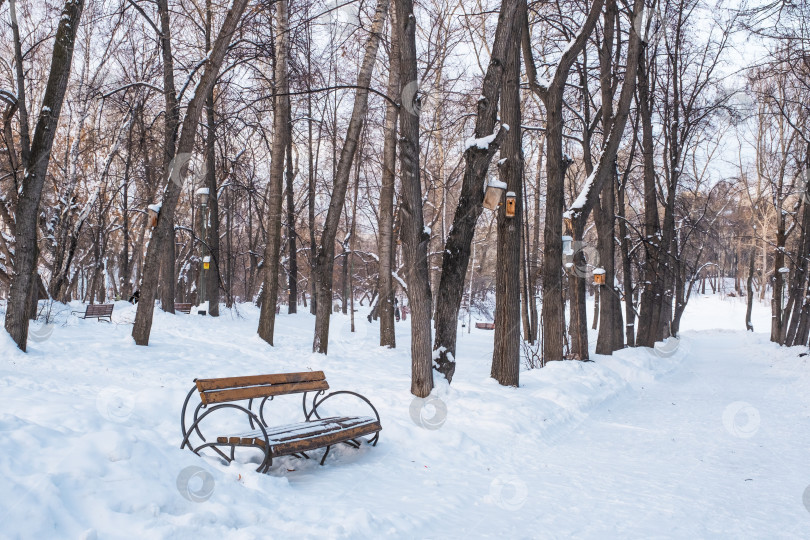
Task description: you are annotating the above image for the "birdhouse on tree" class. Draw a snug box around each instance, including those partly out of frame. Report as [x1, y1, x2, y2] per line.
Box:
[147, 203, 161, 229]
[562, 235, 573, 256]
[483, 179, 507, 210]
[563, 215, 573, 234]
[593, 268, 606, 286]
[505, 192, 516, 218]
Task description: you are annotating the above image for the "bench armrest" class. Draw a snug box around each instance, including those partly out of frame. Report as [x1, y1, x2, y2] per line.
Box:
[180, 384, 268, 446]
[180, 402, 273, 472]
[304, 390, 381, 424]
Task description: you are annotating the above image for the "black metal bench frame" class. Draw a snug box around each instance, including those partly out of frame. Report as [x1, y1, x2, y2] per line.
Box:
[71, 303, 114, 322]
[179, 372, 381, 473]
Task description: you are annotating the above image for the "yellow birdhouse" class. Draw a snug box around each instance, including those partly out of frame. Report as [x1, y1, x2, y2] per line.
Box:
[593, 268, 606, 286]
[505, 191, 516, 218]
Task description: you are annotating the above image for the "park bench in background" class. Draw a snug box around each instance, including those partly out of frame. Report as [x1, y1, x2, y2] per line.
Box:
[180, 371, 381, 472]
[175, 303, 192, 314]
[475, 322, 495, 330]
[72, 303, 114, 322]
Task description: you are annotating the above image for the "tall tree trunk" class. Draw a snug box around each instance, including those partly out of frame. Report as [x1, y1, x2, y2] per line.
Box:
[341, 242, 349, 314]
[120, 119, 134, 300]
[204, 2, 221, 317]
[257, 0, 291, 345]
[565, 0, 641, 356]
[154, 0, 181, 316]
[432, 0, 519, 382]
[5, 0, 85, 351]
[133, 0, 250, 345]
[285, 110, 297, 314]
[349, 151, 361, 330]
[396, 0, 433, 397]
[617, 158, 635, 347]
[306, 15, 318, 315]
[594, 173, 623, 354]
[377, 0, 399, 349]
[633, 38, 661, 348]
[529, 153, 542, 343]
[528, 0, 605, 363]
[569, 217, 589, 359]
[312, 0, 389, 353]
[491, 16, 523, 387]
[520, 219, 531, 341]
[772, 219, 787, 343]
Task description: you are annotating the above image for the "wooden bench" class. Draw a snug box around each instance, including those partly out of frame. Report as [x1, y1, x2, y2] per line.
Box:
[72, 303, 114, 322]
[180, 371, 381, 472]
[175, 303, 192, 314]
[475, 322, 495, 330]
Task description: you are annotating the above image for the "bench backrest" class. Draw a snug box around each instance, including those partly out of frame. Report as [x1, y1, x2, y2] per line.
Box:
[195, 371, 329, 405]
[86, 304, 114, 317]
[175, 303, 192, 313]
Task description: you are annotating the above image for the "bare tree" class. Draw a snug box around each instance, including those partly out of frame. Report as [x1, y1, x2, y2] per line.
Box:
[432, 0, 519, 382]
[490, 0, 523, 386]
[4, 0, 85, 351]
[396, 0, 433, 397]
[378, 0, 399, 348]
[133, 0, 250, 345]
[524, 0, 605, 362]
[257, 0, 291, 345]
[312, 0, 390, 354]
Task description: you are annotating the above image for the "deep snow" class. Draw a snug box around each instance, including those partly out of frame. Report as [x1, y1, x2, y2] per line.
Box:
[1, 294, 808, 539]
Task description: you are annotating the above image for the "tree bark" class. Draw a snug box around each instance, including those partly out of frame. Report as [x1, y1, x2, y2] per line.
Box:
[432, 0, 519, 382]
[205, 0, 221, 317]
[154, 0, 181, 316]
[5, 0, 85, 351]
[257, 0, 291, 345]
[396, 0, 433, 397]
[285, 110, 297, 314]
[377, 0, 399, 349]
[635, 41, 661, 347]
[133, 0, 249, 345]
[565, 0, 642, 355]
[306, 15, 317, 315]
[312, 0, 389, 353]
[617, 150, 636, 347]
[491, 15, 523, 387]
[527, 0, 605, 363]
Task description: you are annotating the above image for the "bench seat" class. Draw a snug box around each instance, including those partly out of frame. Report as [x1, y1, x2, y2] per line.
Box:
[218, 416, 381, 456]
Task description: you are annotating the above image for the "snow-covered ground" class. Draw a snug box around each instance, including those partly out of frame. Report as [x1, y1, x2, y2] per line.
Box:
[1, 294, 808, 539]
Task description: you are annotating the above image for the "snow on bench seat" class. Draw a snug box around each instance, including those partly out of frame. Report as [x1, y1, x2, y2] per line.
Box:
[218, 416, 381, 456]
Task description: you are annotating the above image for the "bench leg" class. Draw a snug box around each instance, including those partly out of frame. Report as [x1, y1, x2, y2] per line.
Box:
[319, 445, 331, 466]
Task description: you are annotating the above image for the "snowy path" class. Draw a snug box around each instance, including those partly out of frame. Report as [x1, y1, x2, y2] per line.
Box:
[1, 297, 809, 538]
[456, 331, 810, 538]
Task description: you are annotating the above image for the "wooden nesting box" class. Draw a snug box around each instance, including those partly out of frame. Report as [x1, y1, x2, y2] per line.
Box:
[483, 180, 506, 210]
[147, 206, 159, 229]
[505, 192, 516, 218]
[593, 268, 606, 286]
